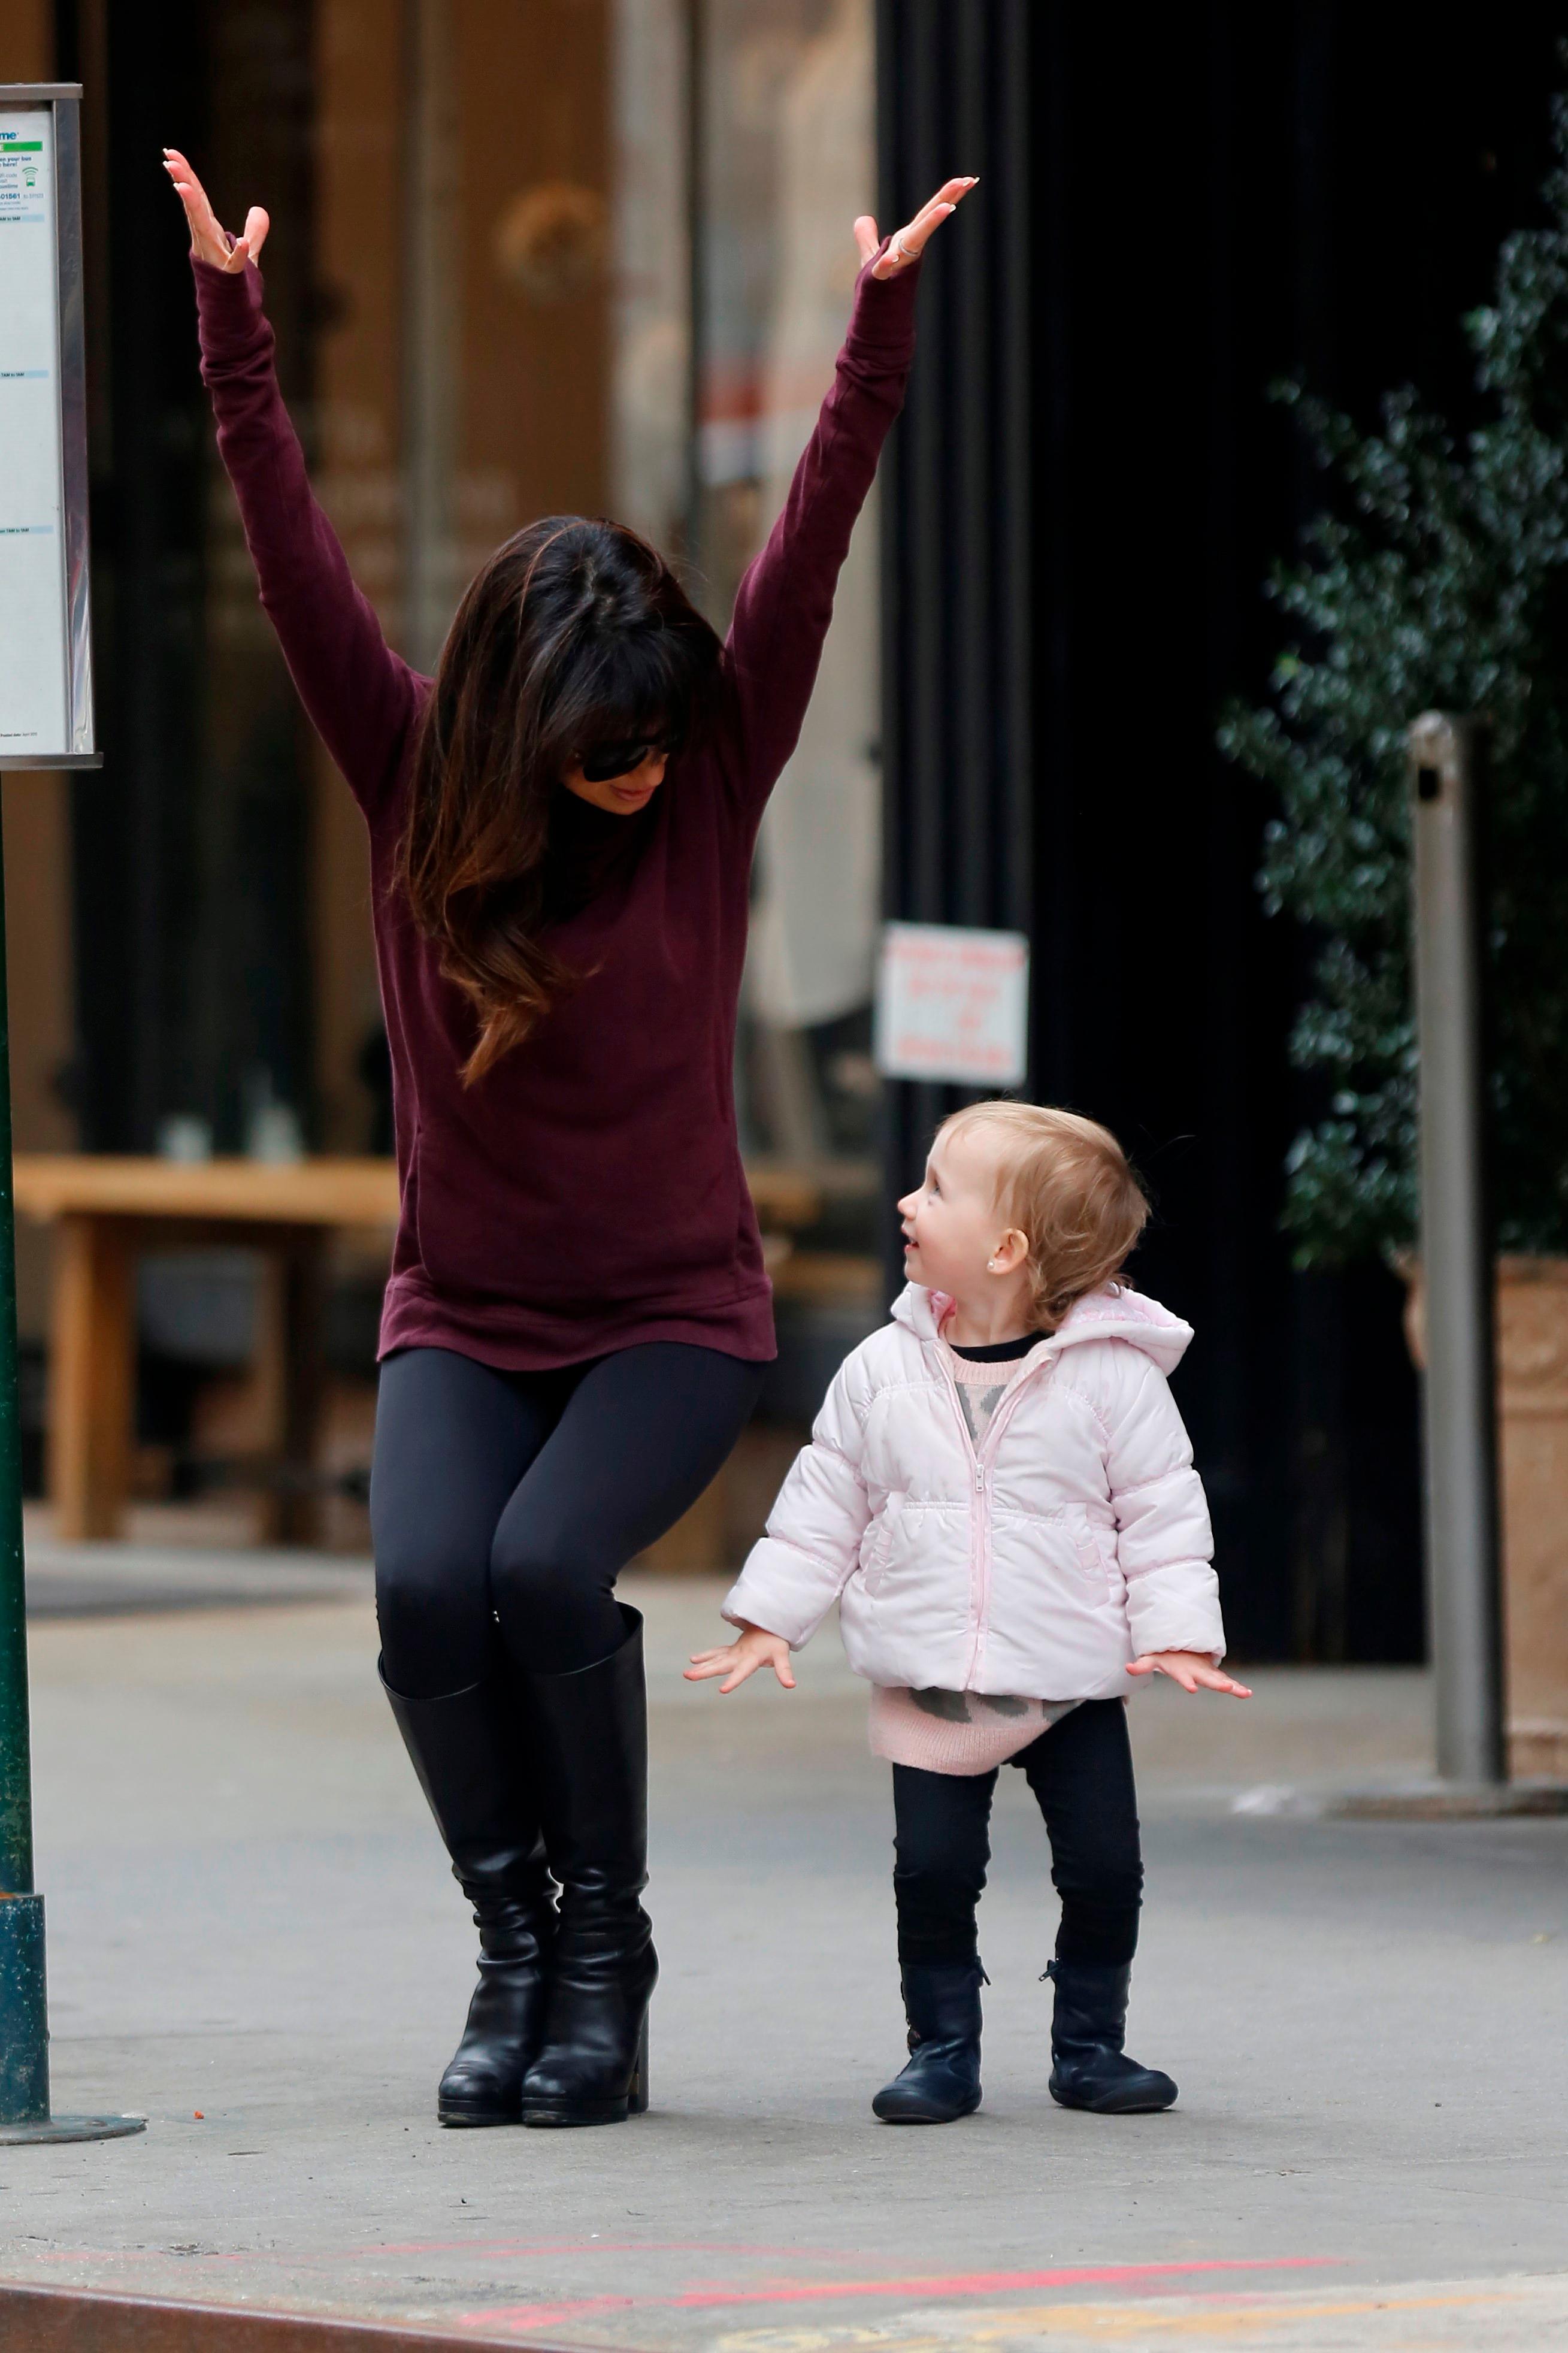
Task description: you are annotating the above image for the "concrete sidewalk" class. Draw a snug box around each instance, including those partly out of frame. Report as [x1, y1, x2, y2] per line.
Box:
[3, 1572, 1566, 2349]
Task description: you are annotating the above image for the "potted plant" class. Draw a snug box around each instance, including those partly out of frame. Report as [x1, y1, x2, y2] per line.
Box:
[1220, 93, 1568, 1776]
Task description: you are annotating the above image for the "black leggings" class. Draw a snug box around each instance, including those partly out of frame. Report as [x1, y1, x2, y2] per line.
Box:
[371, 1342, 764, 1692]
[892, 1699, 1143, 1970]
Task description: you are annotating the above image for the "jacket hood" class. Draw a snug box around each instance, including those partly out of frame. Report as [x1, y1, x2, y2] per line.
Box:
[891, 1280, 1195, 1378]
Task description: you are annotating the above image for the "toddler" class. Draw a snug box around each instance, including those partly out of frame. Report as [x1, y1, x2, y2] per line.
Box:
[688, 1102, 1248, 2122]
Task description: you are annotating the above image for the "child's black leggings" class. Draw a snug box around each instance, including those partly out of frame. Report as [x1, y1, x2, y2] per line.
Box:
[371, 1342, 764, 1691]
[891, 1698, 1143, 1970]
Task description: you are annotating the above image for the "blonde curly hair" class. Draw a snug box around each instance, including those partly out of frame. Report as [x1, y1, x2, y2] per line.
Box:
[939, 1100, 1150, 1333]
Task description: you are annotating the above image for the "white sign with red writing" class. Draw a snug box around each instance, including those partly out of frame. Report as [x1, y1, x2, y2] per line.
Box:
[873, 922, 1030, 1087]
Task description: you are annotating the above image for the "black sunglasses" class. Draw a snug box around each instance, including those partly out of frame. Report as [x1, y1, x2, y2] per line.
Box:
[577, 733, 680, 785]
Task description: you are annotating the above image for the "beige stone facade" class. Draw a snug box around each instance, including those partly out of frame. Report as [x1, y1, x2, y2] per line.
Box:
[1496, 1258, 1568, 1779]
[1404, 1256, 1568, 1782]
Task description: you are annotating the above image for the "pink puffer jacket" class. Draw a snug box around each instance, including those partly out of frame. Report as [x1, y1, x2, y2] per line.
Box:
[723, 1281, 1224, 1699]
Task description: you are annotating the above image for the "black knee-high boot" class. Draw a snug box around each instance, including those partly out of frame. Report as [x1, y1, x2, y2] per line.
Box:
[381, 1663, 556, 2126]
[871, 1960, 985, 2123]
[518, 1606, 657, 2127]
[1045, 1958, 1177, 2113]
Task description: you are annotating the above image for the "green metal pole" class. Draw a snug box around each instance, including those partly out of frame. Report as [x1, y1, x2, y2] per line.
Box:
[0, 810, 142, 2145]
[0, 813, 49, 2126]
[0, 81, 142, 2146]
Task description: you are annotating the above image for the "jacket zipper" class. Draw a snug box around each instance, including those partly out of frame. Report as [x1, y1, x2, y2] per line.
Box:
[929, 1339, 1053, 1686]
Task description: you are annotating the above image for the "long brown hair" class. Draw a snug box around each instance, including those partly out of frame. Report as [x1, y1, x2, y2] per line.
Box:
[398, 516, 721, 1085]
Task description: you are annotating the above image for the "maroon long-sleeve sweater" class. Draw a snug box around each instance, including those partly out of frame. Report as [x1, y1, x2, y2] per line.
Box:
[193, 252, 919, 1369]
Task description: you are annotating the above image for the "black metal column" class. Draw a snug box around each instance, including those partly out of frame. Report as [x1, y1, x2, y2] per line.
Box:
[876, 0, 1032, 1283]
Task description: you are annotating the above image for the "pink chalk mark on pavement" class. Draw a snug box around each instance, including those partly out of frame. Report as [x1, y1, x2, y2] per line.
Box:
[459, 2255, 1343, 2336]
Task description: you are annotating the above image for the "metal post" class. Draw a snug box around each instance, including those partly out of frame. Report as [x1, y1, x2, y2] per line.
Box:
[0, 813, 47, 2126]
[0, 83, 141, 2142]
[1408, 712, 1505, 1785]
[0, 821, 140, 2143]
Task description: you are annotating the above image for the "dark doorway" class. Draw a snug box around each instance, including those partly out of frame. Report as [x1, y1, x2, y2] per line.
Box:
[59, 0, 317, 1156]
[879, 2, 1565, 1660]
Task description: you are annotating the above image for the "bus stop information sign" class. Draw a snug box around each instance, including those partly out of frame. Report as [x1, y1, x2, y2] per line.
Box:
[0, 84, 137, 2146]
[0, 86, 96, 772]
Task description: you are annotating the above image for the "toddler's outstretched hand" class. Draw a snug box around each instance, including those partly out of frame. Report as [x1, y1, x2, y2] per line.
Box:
[1127, 1650, 1252, 1697]
[685, 1622, 796, 1695]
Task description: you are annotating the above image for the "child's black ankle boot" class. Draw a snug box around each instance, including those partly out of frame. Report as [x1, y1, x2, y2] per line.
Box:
[1045, 1958, 1177, 2113]
[872, 1959, 985, 2123]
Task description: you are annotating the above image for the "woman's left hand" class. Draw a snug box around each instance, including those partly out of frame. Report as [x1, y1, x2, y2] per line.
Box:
[855, 176, 976, 281]
[163, 147, 270, 272]
[1127, 1650, 1253, 1698]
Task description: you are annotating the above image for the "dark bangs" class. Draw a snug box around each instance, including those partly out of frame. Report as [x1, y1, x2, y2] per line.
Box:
[555, 604, 717, 765]
[516, 519, 721, 776]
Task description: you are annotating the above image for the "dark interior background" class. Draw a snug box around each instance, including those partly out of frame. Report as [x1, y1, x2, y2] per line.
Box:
[879, 2, 1567, 1662]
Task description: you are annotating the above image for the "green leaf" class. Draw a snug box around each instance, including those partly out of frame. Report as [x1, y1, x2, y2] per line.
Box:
[1219, 82, 1568, 1263]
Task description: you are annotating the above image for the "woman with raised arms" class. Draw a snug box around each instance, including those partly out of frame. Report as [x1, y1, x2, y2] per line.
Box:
[167, 143, 971, 2128]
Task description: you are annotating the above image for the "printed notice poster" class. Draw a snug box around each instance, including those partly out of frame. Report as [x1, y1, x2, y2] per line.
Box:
[0, 108, 69, 760]
[873, 921, 1030, 1087]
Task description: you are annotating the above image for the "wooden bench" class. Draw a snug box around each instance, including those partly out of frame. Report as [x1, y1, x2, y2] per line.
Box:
[13, 1157, 401, 1544]
[11, 1156, 838, 1548]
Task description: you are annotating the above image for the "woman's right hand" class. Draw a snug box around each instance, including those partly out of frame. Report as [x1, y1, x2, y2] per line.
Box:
[163, 147, 270, 272]
[685, 1622, 797, 1694]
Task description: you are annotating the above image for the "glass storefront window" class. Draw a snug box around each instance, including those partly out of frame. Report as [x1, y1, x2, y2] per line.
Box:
[65, 0, 883, 1202]
[19, 0, 886, 1505]
[613, 0, 880, 1193]
[697, 0, 881, 1183]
